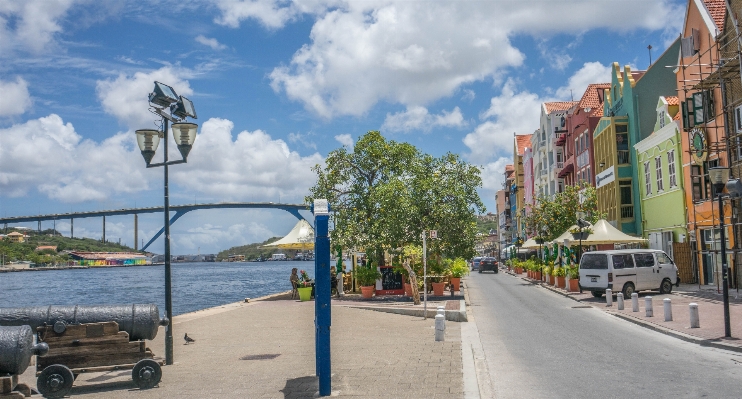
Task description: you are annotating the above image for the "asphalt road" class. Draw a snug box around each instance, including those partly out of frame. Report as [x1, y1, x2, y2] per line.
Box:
[467, 270, 742, 399]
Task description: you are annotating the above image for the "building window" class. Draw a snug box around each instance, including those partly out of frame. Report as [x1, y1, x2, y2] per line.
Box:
[682, 90, 715, 129]
[616, 125, 629, 164]
[620, 179, 634, 219]
[655, 157, 664, 192]
[668, 150, 677, 188]
[644, 161, 652, 195]
[659, 110, 666, 128]
[691, 162, 717, 202]
[586, 166, 591, 184]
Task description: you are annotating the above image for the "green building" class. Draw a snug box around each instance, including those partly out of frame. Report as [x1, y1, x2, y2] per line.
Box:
[634, 96, 687, 256]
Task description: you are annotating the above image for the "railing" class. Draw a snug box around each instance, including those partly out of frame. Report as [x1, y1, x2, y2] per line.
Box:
[555, 161, 564, 170]
[617, 150, 630, 165]
[620, 205, 634, 219]
[552, 132, 565, 142]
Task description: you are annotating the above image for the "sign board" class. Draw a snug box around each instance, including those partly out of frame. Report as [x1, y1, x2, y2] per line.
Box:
[313, 199, 329, 215]
[595, 167, 616, 189]
[430, 230, 437, 239]
[377, 267, 404, 295]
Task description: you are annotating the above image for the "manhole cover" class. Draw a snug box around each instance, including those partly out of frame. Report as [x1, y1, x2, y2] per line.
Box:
[240, 354, 281, 360]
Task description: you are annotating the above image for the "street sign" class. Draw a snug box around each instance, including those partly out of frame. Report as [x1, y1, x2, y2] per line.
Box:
[430, 230, 437, 239]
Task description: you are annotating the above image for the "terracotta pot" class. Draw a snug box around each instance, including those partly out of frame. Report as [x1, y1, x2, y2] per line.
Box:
[557, 276, 566, 289]
[360, 286, 374, 298]
[432, 282, 446, 296]
[404, 283, 413, 296]
[535, 272, 541, 280]
[450, 277, 461, 292]
[549, 275, 555, 285]
[568, 278, 579, 292]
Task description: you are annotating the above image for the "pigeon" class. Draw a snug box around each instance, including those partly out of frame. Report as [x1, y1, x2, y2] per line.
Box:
[184, 333, 195, 345]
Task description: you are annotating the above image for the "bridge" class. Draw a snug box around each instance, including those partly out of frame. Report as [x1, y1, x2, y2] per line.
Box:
[0, 202, 309, 251]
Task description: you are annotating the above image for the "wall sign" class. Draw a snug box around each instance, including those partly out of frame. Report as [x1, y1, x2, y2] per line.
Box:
[689, 127, 708, 163]
[596, 166, 616, 188]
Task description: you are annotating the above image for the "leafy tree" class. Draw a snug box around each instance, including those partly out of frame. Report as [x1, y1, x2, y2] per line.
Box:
[524, 182, 606, 241]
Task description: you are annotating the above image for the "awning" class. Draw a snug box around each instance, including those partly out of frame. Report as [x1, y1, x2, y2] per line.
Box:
[262, 219, 315, 250]
[579, 219, 647, 245]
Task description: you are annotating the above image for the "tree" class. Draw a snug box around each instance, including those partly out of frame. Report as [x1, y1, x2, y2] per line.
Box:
[307, 131, 485, 304]
[525, 182, 605, 241]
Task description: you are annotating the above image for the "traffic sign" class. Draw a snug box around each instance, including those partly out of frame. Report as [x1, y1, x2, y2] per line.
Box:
[430, 230, 437, 239]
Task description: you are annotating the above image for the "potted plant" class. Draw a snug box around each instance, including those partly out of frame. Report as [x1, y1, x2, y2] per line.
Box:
[569, 227, 592, 241]
[355, 266, 381, 299]
[534, 263, 542, 280]
[554, 266, 567, 288]
[297, 270, 313, 301]
[429, 259, 447, 296]
[447, 258, 469, 293]
[567, 265, 580, 292]
[542, 266, 551, 284]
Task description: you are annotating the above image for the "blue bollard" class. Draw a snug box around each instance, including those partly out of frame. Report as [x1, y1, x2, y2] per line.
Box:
[313, 199, 331, 396]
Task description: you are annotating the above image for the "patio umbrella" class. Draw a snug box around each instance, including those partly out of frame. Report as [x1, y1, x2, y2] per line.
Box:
[262, 219, 315, 250]
[580, 219, 647, 245]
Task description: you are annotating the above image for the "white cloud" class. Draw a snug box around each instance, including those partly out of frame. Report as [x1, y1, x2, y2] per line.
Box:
[0, 0, 76, 53]
[461, 89, 475, 102]
[287, 132, 317, 150]
[96, 67, 194, 130]
[0, 77, 32, 116]
[171, 118, 323, 202]
[195, 35, 227, 50]
[175, 222, 276, 252]
[382, 106, 465, 133]
[334, 134, 353, 148]
[257, 0, 680, 118]
[212, 0, 339, 29]
[0, 114, 149, 202]
[480, 157, 512, 202]
[555, 61, 612, 100]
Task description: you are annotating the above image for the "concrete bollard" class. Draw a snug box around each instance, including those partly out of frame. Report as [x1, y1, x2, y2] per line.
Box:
[437, 306, 446, 330]
[645, 296, 653, 317]
[606, 289, 613, 307]
[632, 293, 639, 312]
[617, 293, 624, 310]
[435, 314, 445, 341]
[664, 298, 673, 322]
[689, 303, 700, 328]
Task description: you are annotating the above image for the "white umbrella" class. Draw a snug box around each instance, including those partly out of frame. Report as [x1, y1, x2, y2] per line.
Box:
[262, 219, 315, 250]
[580, 219, 647, 245]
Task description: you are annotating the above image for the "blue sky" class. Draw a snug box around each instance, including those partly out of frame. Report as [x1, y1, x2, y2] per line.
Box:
[0, 0, 686, 254]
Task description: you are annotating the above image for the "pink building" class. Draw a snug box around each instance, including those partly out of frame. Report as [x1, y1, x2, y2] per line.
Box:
[523, 144, 534, 222]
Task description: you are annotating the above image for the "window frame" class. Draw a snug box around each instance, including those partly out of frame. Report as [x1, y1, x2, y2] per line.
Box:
[668, 150, 677, 188]
[644, 161, 652, 195]
[655, 156, 664, 192]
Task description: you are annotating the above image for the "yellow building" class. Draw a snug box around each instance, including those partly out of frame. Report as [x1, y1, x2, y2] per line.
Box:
[5, 232, 25, 243]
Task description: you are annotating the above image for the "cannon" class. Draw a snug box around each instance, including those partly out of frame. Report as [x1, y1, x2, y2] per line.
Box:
[0, 304, 168, 341]
[0, 325, 49, 375]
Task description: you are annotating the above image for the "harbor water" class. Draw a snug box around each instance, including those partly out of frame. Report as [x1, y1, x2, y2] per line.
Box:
[0, 261, 315, 316]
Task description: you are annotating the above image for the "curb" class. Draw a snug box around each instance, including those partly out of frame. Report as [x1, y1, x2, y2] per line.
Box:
[507, 271, 742, 353]
[344, 300, 467, 322]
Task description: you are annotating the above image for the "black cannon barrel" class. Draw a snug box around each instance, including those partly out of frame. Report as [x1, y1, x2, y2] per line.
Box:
[0, 325, 48, 375]
[0, 304, 168, 341]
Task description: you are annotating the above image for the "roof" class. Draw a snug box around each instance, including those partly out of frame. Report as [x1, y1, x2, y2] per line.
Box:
[578, 83, 610, 111]
[673, 111, 682, 121]
[6, 232, 23, 236]
[505, 164, 514, 172]
[515, 134, 532, 155]
[702, 0, 726, 30]
[35, 246, 58, 251]
[665, 96, 679, 106]
[544, 101, 578, 114]
[69, 252, 146, 260]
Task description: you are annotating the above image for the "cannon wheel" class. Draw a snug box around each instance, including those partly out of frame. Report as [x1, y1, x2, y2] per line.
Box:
[132, 359, 162, 389]
[37, 364, 74, 399]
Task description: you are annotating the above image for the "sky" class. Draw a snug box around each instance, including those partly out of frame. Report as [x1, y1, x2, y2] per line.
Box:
[0, 0, 687, 254]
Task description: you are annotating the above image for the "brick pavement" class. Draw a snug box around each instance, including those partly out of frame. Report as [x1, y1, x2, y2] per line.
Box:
[509, 270, 742, 351]
[19, 295, 464, 398]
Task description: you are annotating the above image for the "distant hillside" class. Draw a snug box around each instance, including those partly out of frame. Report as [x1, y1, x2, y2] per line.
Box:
[0, 228, 142, 264]
[476, 218, 497, 234]
[216, 237, 305, 261]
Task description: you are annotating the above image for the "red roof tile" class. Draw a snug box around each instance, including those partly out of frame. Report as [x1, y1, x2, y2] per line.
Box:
[665, 96, 679, 106]
[702, 0, 726, 31]
[505, 164, 514, 172]
[515, 134, 532, 155]
[673, 112, 681, 121]
[544, 101, 578, 113]
[577, 83, 610, 111]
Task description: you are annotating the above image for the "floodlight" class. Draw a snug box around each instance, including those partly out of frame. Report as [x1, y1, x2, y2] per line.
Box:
[148, 81, 179, 108]
[172, 96, 197, 120]
[727, 178, 742, 198]
[171, 122, 198, 160]
[135, 129, 162, 164]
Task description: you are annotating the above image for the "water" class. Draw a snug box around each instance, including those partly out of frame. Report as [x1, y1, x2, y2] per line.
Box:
[0, 261, 315, 316]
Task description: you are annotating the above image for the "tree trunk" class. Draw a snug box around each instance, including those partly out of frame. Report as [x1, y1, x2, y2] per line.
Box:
[404, 260, 421, 305]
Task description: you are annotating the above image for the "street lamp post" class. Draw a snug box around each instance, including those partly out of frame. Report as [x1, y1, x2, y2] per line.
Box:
[709, 167, 735, 338]
[135, 81, 198, 365]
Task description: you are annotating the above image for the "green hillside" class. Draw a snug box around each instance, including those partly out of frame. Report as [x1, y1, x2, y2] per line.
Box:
[216, 237, 305, 261]
[1, 228, 141, 265]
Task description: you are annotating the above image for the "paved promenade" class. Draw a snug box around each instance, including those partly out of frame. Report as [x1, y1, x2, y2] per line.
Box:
[19, 293, 466, 398]
[508, 270, 742, 352]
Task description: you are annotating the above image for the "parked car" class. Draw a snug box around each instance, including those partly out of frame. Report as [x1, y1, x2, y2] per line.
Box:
[479, 257, 498, 273]
[470, 257, 482, 271]
[578, 249, 679, 298]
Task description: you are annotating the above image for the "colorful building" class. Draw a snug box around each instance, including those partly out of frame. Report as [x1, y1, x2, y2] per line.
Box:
[532, 102, 577, 199]
[513, 134, 532, 240]
[561, 84, 609, 187]
[69, 252, 148, 266]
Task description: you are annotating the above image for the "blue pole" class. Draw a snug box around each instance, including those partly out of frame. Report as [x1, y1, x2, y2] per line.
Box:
[313, 200, 331, 396]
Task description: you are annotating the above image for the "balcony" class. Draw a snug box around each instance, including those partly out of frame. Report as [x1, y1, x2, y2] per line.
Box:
[554, 130, 567, 147]
[620, 204, 634, 219]
[617, 150, 630, 165]
[558, 159, 574, 178]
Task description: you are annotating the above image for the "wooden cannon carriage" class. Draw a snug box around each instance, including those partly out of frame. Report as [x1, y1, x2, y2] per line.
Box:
[34, 321, 162, 398]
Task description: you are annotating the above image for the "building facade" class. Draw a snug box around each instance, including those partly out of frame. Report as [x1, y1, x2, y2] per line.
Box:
[561, 84, 609, 188]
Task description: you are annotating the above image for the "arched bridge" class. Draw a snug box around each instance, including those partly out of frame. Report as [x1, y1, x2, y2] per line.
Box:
[0, 202, 309, 251]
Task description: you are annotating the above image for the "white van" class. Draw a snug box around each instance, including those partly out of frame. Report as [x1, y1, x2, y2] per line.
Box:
[578, 249, 679, 298]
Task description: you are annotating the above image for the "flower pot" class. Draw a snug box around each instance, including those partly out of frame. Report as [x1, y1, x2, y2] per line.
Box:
[360, 286, 375, 299]
[431, 282, 446, 296]
[557, 276, 566, 288]
[568, 278, 579, 292]
[298, 286, 312, 301]
[450, 277, 461, 293]
[571, 232, 589, 240]
[535, 272, 541, 280]
[549, 275, 555, 285]
[404, 283, 413, 297]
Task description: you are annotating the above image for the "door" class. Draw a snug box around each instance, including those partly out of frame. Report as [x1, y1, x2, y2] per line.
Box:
[611, 254, 636, 292]
[633, 253, 658, 291]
